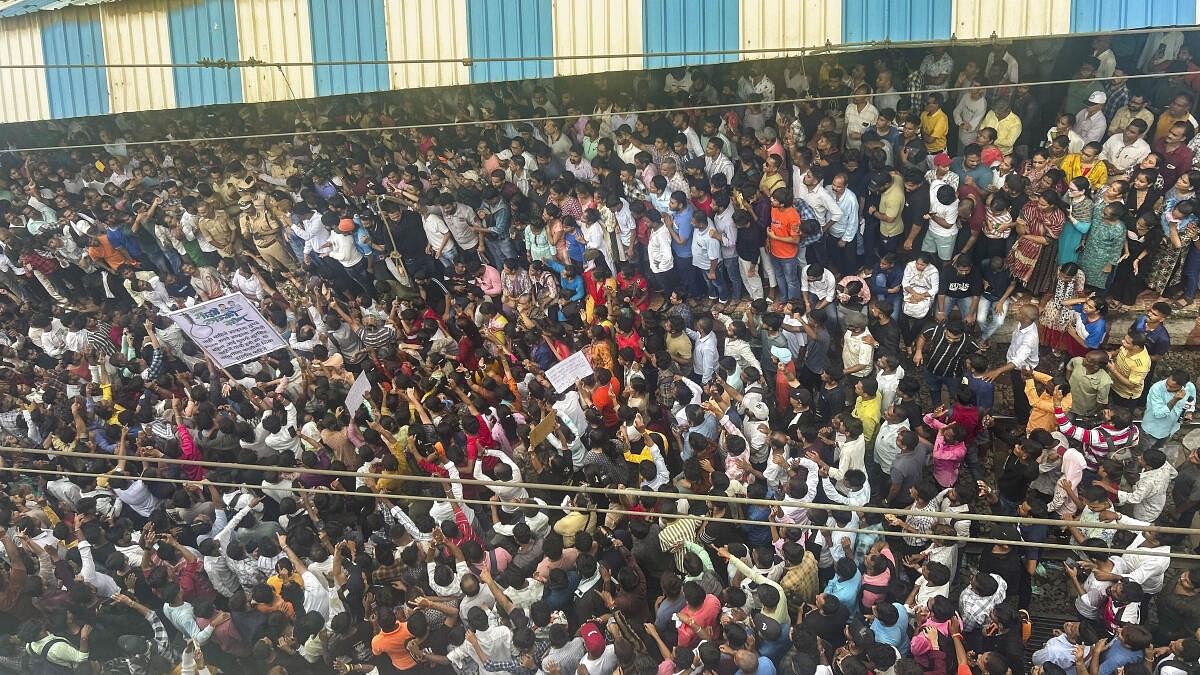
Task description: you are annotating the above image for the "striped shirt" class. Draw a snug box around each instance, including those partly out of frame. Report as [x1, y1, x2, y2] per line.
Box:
[358, 325, 397, 352]
[1054, 406, 1139, 470]
[920, 325, 982, 377]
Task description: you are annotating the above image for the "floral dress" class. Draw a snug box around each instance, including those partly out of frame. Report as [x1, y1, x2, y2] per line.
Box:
[1039, 268, 1086, 352]
[1147, 188, 1200, 293]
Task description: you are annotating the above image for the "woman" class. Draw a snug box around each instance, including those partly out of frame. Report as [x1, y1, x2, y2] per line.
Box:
[900, 253, 939, 345]
[1078, 201, 1131, 292]
[1019, 148, 1056, 191]
[1038, 263, 1087, 354]
[1124, 168, 1165, 219]
[1059, 177, 1095, 265]
[1007, 191, 1067, 296]
[1146, 171, 1199, 300]
[1059, 141, 1108, 191]
[1109, 213, 1160, 311]
[1059, 294, 1109, 358]
[977, 192, 1014, 263]
[1148, 193, 1200, 303]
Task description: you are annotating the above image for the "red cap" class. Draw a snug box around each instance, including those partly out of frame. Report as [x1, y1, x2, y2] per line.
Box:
[580, 623, 606, 656]
[933, 152, 952, 168]
[981, 146, 1003, 167]
[337, 218, 355, 233]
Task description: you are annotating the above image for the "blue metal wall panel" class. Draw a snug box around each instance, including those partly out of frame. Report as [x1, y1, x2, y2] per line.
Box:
[1070, 0, 1196, 31]
[309, 0, 388, 96]
[466, 0, 553, 83]
[643, 0, 737, 69]
[842, 0, 952, 43]
[167, 0, 242, 107]
[40, 9, 109, 118]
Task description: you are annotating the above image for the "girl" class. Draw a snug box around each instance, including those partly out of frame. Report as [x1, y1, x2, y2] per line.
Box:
[977, 192, 1014, 263]
[1124, 168, 1165, 218]
[1038, 263, 1087, 354]
[923, 408, 967, 488]
[1060, 294, 1109, 358]
[1109, 213, 1160, 311]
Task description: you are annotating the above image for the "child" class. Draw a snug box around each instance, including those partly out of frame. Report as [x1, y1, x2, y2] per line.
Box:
[923, 409, 967, 488]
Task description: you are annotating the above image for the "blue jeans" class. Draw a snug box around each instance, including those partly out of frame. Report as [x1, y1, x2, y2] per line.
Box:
[926, 372, 959, 405]
[484, 236, 517, 268]
[721, 256, 742, 302]
[675, 255, 705, 298]
[945, 296, 974, 321]
[699, 265, 727, 301]
[772, 254, 801, 300]
[976, 296, 1011, 340]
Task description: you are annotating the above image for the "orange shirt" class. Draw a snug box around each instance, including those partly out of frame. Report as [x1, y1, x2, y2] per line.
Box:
[87, 234, 135, 270]
[372, 623, 417, 670]
[767, 205, 802, 259]
[591, 375, 622, 427]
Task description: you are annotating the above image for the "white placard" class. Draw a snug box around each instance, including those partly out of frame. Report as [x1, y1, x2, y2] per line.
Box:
[345, 371, 372, 412]
[168, 292, 287, 368]
[544, 350, 594, 393]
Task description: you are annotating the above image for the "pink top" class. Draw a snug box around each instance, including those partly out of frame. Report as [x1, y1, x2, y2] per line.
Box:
[177, 424, 206, 481]
[476, 265, 503, 297]
[924, 414, 966, 487]
[861, 546, 895, 609]
[677, 593, 722, 648]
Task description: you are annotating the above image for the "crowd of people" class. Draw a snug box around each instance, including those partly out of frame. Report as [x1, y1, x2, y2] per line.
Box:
[0, 28, 1199, 675]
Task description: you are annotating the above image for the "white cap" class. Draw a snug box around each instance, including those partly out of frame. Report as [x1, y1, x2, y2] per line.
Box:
[1087, 90, 1107, 104]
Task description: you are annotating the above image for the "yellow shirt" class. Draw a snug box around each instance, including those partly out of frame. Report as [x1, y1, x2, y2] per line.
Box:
[980, 110, 1023, 156]
[920, 109, 949, 153]
[1059, 154, 1108, 191]
[1112, 346, 1151, 399]
[853, 395, 882, 449]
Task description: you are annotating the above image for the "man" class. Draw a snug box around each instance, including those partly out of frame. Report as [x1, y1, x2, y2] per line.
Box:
[1107, 330, 1152, 410]
[1108, 449, 1178, 522]
[844, 86, 879, 151]
[950, 144, 992, 189]
[703, 138, 734, 182]
[1153, 92, 1199, 142]
[1063, 58, 1100, 116]
[1054, 399, 1139, 476]
[1107, 92, 1154, 136]
[766, 187, 803, 301]
[1100, 119, 1151, 185]
[914, 319, 982, 405]
[1140, 370, 1196, 450]
[1074, 91, 1108, 144]
[920, 94, 949, 155]
[982, 303, 1039, 419]
[1033, 621, 1098, 670]
[796, 169, 843, 249]
[1131, 301, 1172, 375]
[1066, 350, 1113, 419]
[825, 173, 859, 275]
[978, 98, 1021, 156]
[874, 70, 901, 112]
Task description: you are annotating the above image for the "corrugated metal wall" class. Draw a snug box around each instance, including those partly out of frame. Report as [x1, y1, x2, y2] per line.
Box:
[0, 14, 49, 123]
[4, 0, 1200, 124]
[100, 0, 174, 114]
[952, 0, 1070, 39]
[552, 0, 642, 77]
[40, 4, 108, 119]
[309, 0, 388, 96]
[384, 0, 471, 90]
[644, 0, 738, 70]
[235, 0, 315, 103]
[467, 0, 553, 82]
[1071, 0, 1197, 31]
[740, 0, 840, 60]
[842, 0, 952, 43]
[167, 0, 242, 107]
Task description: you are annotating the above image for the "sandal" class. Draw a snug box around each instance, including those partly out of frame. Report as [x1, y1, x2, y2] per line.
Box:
[1174, 298, 1193, 309]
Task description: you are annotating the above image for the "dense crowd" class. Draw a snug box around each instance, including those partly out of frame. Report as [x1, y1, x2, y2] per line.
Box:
[0, 28, 1199, 675]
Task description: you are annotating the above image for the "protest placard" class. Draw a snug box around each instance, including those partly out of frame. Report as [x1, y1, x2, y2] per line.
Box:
[169, 293, 287, 368]
[544, 350, 594, 393]
[345, 372, 372, 412]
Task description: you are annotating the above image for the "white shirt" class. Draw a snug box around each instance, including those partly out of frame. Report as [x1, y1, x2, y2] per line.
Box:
[1101, 135, 1152, 174]
[1006, 321, 1040, 370]
[704, 153, 734, 181]
[844, 102, 879, 149]
[877, 365, 905, 411]
[292, 212, 330, 256]
[422, 212, 454, 255]
[801, 266, 837, 302]
[795, 180, 843, 225]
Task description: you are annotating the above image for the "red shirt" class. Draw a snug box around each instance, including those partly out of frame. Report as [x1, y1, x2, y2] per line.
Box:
[617, 272, 650, 311]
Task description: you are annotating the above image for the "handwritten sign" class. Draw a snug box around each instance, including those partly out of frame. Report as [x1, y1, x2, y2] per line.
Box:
[169, 293, 286, 368]
[544, 350, 594, 393]
[345, 372, 372, 412]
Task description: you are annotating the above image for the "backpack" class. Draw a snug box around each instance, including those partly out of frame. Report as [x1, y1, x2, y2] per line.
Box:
[25, 638, 76, 675]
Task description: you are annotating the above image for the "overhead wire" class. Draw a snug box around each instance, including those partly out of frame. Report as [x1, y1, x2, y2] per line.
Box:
[5, 70, 1186, 153]
[4, 444, 1198, 537]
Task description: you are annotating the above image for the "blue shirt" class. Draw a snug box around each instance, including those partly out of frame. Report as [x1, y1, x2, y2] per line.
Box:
[1142, 378, 1197, 440]
[870, 603, 910, 655]
[829, 187, 860, 241]
[823, 570, 862, 610]
[871, 264, 903, 301]
[669, 205, 695, 258]
[950, 157, 994, 189]
[1099, 641, 1143, 675]
[1130, 315, 1170, 358]
[1071, 305, 1108, 349]
[106, 225, 143, 259]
